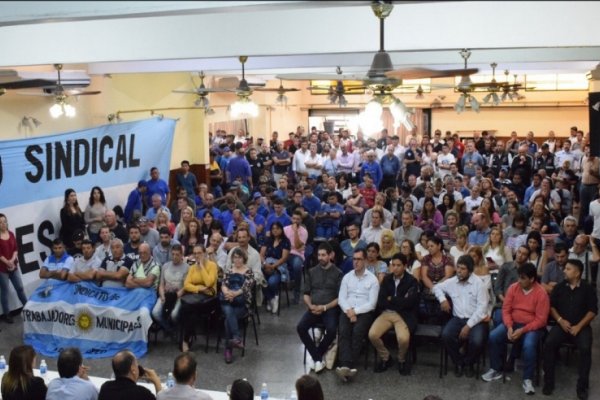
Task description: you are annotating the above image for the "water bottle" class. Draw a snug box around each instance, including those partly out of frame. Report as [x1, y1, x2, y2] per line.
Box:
[166, 372, 175, 388]
[260, 382, 269, 400]
[289, 389, 298, 400]
[0, 354, 6, 378]
[39, 359, 47, 377]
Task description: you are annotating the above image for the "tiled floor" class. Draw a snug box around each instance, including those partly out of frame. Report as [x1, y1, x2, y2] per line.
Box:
[2, 298, 599, 400]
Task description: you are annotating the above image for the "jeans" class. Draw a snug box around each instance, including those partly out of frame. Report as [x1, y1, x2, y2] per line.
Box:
[338, 311, 374, 368]
[151, 297, 182, 331]
[296, 308, 340, 362]
[221, 303, 247, 346]
[543, 324, 593, 390]
[287, 254, 304, 301]
[442, 317, 488, 367]
[0, 269, 29, 315]
[262, 270, 281, 301]
[488, 323, 542, 380]
[316, 224, 339, 239]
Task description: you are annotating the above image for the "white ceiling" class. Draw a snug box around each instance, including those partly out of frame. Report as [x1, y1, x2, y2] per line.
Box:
[0, 1, 599, 80]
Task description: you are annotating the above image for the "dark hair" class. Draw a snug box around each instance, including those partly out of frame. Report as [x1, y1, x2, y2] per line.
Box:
[112, 350, 135, 378]
[181, 160, 190, 166]
[52, 238, 64, 247]
[525, 231, 543, 252]
[512, 212, 527, 227]
[159, 226, 171, 236]
[128, 224, 140, 233]
[517, 262, 537, 280]
[457, 254, 474, 272]
[173, 352, 197, 383]
[171, 244, 183, 254]
[270, 221, 284, 237]
[210, 220, 225, 236]
[231, 247, 248, 263]
[2, 345, 36, 394]
[230, 379, 254, 400]
[81, 239, 94, 247]
[353, 248, 367, 259]
[89, 186, 107, 206]
[318, 242, 333, 254]
[553, 242, 568, 255]
[391, 252, 408, 266]
[366, 242, 380, 253]
[427, 235, 444, 250]
[566, 258, 584, 275]
[296, 375, 324, 400]
[57, 347, 82, 378]
[63, 188, 81, 214]
[421, 197, 437, 219]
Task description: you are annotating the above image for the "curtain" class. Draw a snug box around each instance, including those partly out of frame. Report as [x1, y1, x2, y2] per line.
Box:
[209, 119, 247, 135]
[381, 108, 424, 143]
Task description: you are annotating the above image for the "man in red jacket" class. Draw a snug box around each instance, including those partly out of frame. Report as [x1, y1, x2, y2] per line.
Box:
[481, 263, 549, 395]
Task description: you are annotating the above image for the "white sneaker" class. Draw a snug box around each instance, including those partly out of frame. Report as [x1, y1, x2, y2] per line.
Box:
[523, 379, 535, 395]
[272, 296, 279, 314]
[335, 367, 348, 382]
[348, 368, 357, 377]
[314, 361, 325, 373]
[481, 368, 502, 382]
[266, 301, 272, 312]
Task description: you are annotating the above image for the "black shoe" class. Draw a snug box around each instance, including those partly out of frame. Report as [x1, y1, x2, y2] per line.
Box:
[464, 364, 475, 378]
[542, 384, 554, 396]
[398, 361, 411, 376]
[577, 387, 589, 400]
[454, 365, 464, 378]
[374, 357, 393, 373]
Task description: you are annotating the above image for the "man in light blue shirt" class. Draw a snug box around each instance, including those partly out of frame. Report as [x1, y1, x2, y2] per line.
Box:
[467, 213, 491, 246]
[39, 238, 73, 285]
[336, 248, 379, 382]
[46, 347, 98, 400]
[434, 255, 489, 378]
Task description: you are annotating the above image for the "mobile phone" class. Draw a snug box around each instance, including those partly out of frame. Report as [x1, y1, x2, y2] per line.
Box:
[486, 257, 495, 264]
[138, 365, 145, 377]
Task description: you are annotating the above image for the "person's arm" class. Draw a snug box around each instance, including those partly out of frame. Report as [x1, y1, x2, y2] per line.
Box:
[158, 272, 166, 301]
[442, 263, 455, 283]
[40, 267, 66, 280]
[421, 265, 434, 290]
[338, 275, 349, 313]
[432, 211, 443, 231]
[590, 236, 600, 262]
[501, 284, 515, 329]
[466, 279, 489, 327]
[495, 265, 506, 301]
[522, 288, 550, 332]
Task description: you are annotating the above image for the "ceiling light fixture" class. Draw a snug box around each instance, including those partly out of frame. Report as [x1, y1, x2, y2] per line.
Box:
[50, 95, 76, 118]
[230, 97, 258, 119]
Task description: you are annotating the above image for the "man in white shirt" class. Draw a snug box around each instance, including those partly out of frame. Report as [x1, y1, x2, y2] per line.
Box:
[437, 143, 456, 180]
[157, 352, 213, 400]
[554, 140, 575, 170]
[434, 254, 489, 378]
[304, 143, 323, 178]
[46, 347, 98, 400]
[67, 240, 100, 282]
[464, 185, 483, 214]
[360, 209, 385, 245]
[292, 140, 309, 180]
[336, 248, 379, 382]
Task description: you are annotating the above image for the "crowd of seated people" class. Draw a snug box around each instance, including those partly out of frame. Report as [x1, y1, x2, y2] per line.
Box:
[3, 127, 598, 399]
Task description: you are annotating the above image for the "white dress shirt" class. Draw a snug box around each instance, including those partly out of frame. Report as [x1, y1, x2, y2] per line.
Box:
[433, 273, 489, 328]
[338, 269, 379, 315]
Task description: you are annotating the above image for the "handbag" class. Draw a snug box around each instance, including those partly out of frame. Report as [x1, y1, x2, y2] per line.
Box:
[162, 291, 178, 320]
[181, 292, 212, 306]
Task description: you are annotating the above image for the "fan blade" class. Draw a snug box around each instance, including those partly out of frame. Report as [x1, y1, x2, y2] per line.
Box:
[385, 67, 479, 80]
[247, 82, 266, 87]
[276, 72, 365, 81]
[66, 90, 101, 96]
[16, 91, 55, 97]
[0, 78, 57, 90]
[253, 88, 300, 92]
[470, 82, 502, 88]
[173, 87, 228, 94]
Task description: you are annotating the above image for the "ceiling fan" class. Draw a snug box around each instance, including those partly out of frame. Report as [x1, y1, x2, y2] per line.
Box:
[452, 49, 482, 113]
[500, 71, 527, 101]
[172, 71, 229, 114]
[304, 66, 367, 107]
[253, 79, 300, 106]
[228, 56, 262, 118]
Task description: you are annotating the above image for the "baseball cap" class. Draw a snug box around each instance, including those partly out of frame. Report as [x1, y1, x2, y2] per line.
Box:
[253, 192, 262, 199]
[500, 166, 509, 173]
[138, 180, 147, 187]
[138, 216, 149, 224]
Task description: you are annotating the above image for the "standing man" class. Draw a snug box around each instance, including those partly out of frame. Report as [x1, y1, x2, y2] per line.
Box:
[124, 180, 147, 224]
[226, 142, 253, 189]
[379, 146, 400, 191]
[542, 259, 597, 399]
[368, 253, 419, 375]
[482, 263, 549, 395]
[461, 141, 484, 178]
[434, 255, 489, 378]
[146, 167, 170, 208]
[176, 160, 198, 204]
[296, 243, 343, 374]
[336, 248, 379, 382]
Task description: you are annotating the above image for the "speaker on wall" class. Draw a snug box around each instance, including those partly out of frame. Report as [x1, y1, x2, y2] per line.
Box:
[590, 92, 600, 156]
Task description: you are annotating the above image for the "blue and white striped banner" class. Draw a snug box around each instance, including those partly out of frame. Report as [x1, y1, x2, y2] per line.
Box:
[23, 281, 157, 359]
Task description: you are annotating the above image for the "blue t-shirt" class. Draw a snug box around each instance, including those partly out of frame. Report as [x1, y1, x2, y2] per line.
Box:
[302, 196, 322, 216]
[146, 178, 170, 206]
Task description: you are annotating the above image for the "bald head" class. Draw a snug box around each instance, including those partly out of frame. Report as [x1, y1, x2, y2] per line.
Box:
[112, 350, 136, 379]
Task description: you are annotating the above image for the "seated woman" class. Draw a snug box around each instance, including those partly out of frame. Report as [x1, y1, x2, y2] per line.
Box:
[421, 236, 455, 295]
[468, 245, 494, 317]
[365, 242, 388, 284]
[400, 239, 421, 279]
[174, 206, 195, 241]
[179, 218, 203, 258]
[260, 221, 290, 315]
[453, 199, 471, 229]
[482, 226, 513, 271]
[526, 230, 547, 278]
[1, 345, 47, 400]
[153, 209, 175, 237]
[503, 212, 528, 254]
[416, 198, 443, 232]
[437, 193, 455, 217]
[379, 229, 400, 264]
[220, 248, 255, 364]
[449, 225, 470, 262]
[180, 244, 218, 352]
[415, 231, 434, 261]
[478, 197, 501, 226]
[200, 211, 215, 244]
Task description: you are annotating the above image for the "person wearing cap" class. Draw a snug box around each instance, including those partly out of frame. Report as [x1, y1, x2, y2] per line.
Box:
[124, 180, 148, 224]
[219, 146, 233, 172]
[67, 230, 86, 258]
